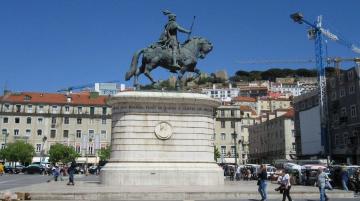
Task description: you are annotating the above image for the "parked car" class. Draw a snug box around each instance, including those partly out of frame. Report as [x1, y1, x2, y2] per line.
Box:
[13, 165, 25, 174]
[23, 164, 44, 174]
[88, 166, 98, 174]
[4, 165, 14, 174]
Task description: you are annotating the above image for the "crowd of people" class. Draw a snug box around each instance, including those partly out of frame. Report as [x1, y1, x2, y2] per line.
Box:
[222, 163, 360, 201]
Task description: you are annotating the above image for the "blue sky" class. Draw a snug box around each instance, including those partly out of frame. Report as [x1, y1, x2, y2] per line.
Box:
[1, 0, 360, 92]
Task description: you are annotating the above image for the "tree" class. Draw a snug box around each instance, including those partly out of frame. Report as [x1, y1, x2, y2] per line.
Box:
[48, 143, 79, 164]
[2, 141, 35, 165]
[98, 146, 111, 163]
[214, 146, 220, 161]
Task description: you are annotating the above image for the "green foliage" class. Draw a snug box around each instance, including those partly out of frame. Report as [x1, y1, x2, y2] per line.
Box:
[48, 143, 79, 164]
[1, 141, 35, 164]
[98, 146, 111, 162]
[214, 146, 220, 161]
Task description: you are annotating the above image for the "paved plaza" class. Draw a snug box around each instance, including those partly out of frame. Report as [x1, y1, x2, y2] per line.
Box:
[0, 174, 355, 200]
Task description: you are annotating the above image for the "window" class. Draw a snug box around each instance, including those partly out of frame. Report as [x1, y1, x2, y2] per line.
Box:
[351, 105, 357, 118]
[89, 130, 94, 139]
[102, 107, 107, 115]
[221, 146, 226, 156]
[231, 110, 235, 117]
[349, 85, 355, 94]
[221, 110, 225, 117]
[36, 144, 41, 152]
[37, 129, 42, 136]
[38, 105, 44, 113]
[51, 117, 56, 124]
[231, 121, 235, 128]
[15, 117, 20, 124]
[27, 105, 33, 113]
[76, 130, 81, 138]
[101, 130, 106, 139]
[25, 129, 31, 136]
[37, 118, 43, 124]
[331, 92, 337, 100]
[50, 130, 56, 138]
[1, 144, 5, 149]
[231, 146, 236, 156]
[102, 118, 106, 124]
[2, 129, 7, 135]
[221, 133, 226, 140]
[341, 107, 347, 117]
[14, 129, 19, 136]
[64, 117, 69, 124]
[221, 121, 225, 128]
[16, 105, 21, 112]
[348, 70, 354, 80]
[292, 143, 296, 151]
[52, 105, 58, 113]
[77, 118, 82, 124]
[90, 107, 95, 115]
[65, 106, 70, 113]
[3, 117, 8, 123]
[4, 104, 10, 111]
[340, 88, 346, 97]
[75, 144, 81, 153]
[26, 117, 31, 124]
[78, 107, 82, 114]
[63, 130, 69, 138]
[88, 144, 94, 155]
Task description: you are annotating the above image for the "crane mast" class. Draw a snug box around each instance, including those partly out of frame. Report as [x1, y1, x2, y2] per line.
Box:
[291, 13, 330, 160]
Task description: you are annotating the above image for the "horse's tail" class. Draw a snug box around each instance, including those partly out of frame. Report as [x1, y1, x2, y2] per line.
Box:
[125, 49, 145, 81]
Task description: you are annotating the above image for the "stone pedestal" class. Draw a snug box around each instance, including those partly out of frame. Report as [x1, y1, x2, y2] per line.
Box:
[101, 91, 223, 186]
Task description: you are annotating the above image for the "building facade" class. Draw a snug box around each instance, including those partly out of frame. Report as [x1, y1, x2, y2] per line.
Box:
[214, 105, 243, 164]
[293, 90, 323, 159]
[202, 84, 240, 102]
[0, 91, 112, 164]
[249, 109, 296, 164]
[327, 65, 360, 164]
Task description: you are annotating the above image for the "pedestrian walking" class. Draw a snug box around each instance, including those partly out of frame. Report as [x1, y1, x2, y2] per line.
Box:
[281, 170, 292, 201]
[317, 168, 329, 201]
[67, 160, 76, 185]
[341, 167, 349, 191]
[236, 165, 241, 181]
[0, 162, 4, 176]
[257, 164, 268, 201]
[53, 166, 60, 181]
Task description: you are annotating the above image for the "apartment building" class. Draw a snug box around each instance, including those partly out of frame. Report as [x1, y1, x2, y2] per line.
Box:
[327, 65, 360, 164]
[214, 105, 243, 164]
[257, 97, 292, 113]
[0, 91, 112, 164]
[293, 90, 323, 159]
[202, 83, 240, 102]
[248, 109, 296, 164]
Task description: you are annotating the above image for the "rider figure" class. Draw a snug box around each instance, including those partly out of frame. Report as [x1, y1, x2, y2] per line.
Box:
[160, 10, 191, 69]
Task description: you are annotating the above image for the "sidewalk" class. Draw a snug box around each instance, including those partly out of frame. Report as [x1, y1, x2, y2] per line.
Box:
[0, 179, 354, 200]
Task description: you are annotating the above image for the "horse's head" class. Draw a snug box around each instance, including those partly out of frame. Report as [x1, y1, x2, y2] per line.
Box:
[197, 37, 213, 59]
[183, 37, 213, 59]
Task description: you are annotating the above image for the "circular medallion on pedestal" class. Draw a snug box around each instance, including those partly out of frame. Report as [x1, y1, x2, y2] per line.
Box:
[154, 121, 173, 140]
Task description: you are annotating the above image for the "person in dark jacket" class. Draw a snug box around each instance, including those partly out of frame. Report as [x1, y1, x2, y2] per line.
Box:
[67, 160, 76, 185]
[257, 164, 268, 201]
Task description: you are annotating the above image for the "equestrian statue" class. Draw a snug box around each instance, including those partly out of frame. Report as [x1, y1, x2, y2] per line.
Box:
[125, 10, 213, 89]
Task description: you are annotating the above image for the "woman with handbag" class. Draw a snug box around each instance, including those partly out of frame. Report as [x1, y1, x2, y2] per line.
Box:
[257, 164, 268, 201]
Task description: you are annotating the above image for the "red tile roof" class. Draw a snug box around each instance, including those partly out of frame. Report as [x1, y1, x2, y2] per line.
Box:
[232, 96, 257, 102]
[0, 92, 108, 106]
[282, 108, 294, 118]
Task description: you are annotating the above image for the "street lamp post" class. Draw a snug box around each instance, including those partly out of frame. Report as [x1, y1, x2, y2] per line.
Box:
[231, 131, 237, 166]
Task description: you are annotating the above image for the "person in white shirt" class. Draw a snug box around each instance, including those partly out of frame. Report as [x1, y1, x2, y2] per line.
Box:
[281, 170, 292, 201]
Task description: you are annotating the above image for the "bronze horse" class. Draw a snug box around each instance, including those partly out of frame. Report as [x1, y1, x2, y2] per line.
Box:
[125, 37, 213, 89]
